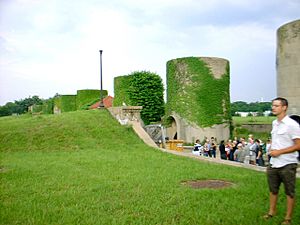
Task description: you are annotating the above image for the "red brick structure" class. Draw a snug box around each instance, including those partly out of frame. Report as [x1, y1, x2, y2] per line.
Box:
[89, 96, 114, 109]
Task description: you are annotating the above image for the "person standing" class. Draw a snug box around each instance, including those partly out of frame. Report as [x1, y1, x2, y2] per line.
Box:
[255, 139, 264, 166]
[290, 115, 300, 161]
[233, 143, 245, 163]
[192, 139, 202, 156]
[219, 140, 227, 160]
[210, 142, 217, 158]
[264, 97, 300, 225]
[265, 139, 272, 164]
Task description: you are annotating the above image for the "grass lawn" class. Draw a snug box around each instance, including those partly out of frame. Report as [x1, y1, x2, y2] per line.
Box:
[1, 110, 299, 225]
[232, 116, 275, 125]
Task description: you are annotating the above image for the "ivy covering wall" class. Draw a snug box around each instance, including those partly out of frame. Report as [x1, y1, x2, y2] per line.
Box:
[31, 104, 43, 113]
[113, 76, 133, 106]
[76, 89, 107, 110]
[54, 95, 77, 113]
[42, 99, 54, 114]
[165, 57, 231, 128]
[114, 71, 165, 125]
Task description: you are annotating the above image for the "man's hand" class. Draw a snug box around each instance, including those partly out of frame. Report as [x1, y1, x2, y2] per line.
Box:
[269, 150, 281, 157]
[269, 139, 300, 157]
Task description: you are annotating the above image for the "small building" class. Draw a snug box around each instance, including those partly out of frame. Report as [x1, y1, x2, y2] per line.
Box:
[89, 96, 114, 109]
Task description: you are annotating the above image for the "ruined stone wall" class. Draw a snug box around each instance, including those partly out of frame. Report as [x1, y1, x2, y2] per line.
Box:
[277, 19, 300, 115]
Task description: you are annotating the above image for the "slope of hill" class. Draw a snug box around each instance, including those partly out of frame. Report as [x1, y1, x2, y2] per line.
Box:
[0, 110, 144, 152]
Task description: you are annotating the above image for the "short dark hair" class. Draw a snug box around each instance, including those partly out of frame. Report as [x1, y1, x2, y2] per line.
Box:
[272, 97, 288, 107]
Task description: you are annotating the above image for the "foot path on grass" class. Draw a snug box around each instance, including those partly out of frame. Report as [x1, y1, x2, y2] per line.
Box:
[161, 147, 300, 178]
[130, 121, 300, 178]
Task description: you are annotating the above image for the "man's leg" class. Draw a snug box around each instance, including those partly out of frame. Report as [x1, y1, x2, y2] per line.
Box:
[268, 192, 278, 215]
[281, 164, 297, 221]
[285, 195, 295, 220]
[266, 166, 280, 217]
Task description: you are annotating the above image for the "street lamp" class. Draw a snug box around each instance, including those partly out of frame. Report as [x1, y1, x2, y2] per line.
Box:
[99, 50, 104, 108]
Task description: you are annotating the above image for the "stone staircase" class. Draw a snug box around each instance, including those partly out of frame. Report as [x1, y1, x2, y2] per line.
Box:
[129, 121, 158, 149]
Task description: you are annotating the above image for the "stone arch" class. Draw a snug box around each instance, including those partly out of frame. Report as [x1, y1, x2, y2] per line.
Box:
[165, 114, 181, 140]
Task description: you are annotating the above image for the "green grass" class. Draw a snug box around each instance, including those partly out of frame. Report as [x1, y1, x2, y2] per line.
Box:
[232, 116, 275, 125]
[1, 110, 299, 225]
[232, 116, 274, 140]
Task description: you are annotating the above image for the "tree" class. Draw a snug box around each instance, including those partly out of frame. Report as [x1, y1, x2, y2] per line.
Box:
[0, 102, 16, 117]
[230, 101, 248, 116]
[128, 71, 165, 125]
[114, 71, 165, 125]
[0, 95, 43, 117]
[231, 101, 271, 116]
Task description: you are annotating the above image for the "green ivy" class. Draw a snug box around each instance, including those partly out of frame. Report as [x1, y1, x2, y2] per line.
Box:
[165, 57, 231, 128]
[76, 89, 107, 110]
[113, 76, 133, 106]
[42, 99, 54, 114]
[114, 71, 165, 125]
[31, 104, 43, 113]
[54, 95, 77, 112]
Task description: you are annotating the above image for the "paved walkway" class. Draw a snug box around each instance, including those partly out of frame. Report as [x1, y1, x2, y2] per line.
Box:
[129, 121, 300, 178]
[160, 148, 300, 178]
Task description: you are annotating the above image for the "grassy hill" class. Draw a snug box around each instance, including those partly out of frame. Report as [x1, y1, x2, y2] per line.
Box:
[0, 110, 141, 152]
[0, 110, 299, 225]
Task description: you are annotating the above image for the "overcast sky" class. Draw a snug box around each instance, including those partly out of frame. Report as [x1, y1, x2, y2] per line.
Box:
[0, 0, 299, 105]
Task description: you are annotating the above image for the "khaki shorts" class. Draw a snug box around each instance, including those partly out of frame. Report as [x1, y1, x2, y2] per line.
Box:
[267, 163, 297, 198]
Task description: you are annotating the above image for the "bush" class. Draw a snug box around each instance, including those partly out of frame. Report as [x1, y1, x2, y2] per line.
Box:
[114, 71, 165, 125]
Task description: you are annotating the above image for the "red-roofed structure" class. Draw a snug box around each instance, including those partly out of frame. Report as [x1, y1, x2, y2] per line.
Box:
[89, 95, 114, 109]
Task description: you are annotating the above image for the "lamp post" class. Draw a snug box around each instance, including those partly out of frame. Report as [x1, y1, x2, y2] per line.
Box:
[99, 50, 104, 108]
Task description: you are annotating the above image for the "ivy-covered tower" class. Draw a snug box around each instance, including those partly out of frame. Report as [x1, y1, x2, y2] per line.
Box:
[165, 57, 231, 143]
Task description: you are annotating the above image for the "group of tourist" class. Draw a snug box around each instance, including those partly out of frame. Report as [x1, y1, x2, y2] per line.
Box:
[192, 135, 272, 167]
[192, 131, 299, 168]
[192, 137, 217, 158]
[221, 136, 272, 166]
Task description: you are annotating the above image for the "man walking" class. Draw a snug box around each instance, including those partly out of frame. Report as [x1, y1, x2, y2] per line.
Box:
[264, 97, 300, 224]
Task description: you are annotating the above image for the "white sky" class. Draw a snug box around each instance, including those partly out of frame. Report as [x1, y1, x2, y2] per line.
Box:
[0, 0, 299, 105]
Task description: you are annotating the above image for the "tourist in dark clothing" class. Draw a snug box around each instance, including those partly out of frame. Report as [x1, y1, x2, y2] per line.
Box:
[256, 140, 264, 166]
[229, 140, 237, 161]
[290, 115, 300, 161]
[219, 140, 227, 160]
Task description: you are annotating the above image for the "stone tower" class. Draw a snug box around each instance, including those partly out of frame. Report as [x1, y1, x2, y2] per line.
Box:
[165, 57, 231, 143]
[276, 19, 300, 115]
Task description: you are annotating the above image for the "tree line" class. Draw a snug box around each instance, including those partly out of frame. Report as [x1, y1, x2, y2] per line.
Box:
[230, 101, 272, 116]
[0, 95, 58, 117]
[0, 96, 271, 118]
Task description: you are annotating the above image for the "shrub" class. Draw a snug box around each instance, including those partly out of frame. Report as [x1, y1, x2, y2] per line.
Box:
[114, 71, 165, 125]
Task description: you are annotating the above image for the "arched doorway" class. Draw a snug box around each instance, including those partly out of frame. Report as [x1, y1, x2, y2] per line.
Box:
[166, 116, 178, 140]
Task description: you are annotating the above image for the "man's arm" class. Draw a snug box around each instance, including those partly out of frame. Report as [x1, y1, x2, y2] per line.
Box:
[269, 138, 300, 157]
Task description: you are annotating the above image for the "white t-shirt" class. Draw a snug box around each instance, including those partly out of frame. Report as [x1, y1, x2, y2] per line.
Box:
[270, 115, 300, 168]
